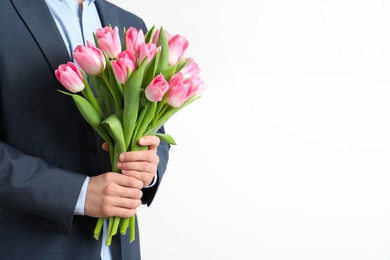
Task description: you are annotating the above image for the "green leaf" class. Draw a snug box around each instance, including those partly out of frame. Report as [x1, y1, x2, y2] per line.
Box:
[90, 75, 117, 118]
[175, 57, 189, 74]
[123, 60, 147, 148]
[102, 112, 126, 150]
[142, 51, 160, 88]
[156, 26, 169, 74]
[99, 53, 123, 111]
[58, 90, 101, 126]
[161, 65, 177, 82]
[79, 70, 102, 117]
[102, 111, 126, 171]
[130, 102, 157, 150]
[144, 25, 156, 43]
[155, 133, 177, 145]
[122, 27, 127, 50]
[93, 32, 99, 48]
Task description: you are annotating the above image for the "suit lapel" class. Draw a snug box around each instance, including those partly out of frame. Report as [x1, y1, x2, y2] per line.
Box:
[10, 0, 122, 75]
[10, 0, 97, 137]
[10, 0, 71, 72]
[10, 0, 124, 143]
[95, 0, 120, 28]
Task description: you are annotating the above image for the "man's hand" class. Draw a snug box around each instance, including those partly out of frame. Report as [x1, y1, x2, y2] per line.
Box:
[84, 136, 160, 218]
[117, 136, 160, 187]
[85, 172, 143, 218]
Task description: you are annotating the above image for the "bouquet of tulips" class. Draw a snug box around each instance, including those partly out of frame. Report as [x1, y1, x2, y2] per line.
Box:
[54, 25, 206, 245]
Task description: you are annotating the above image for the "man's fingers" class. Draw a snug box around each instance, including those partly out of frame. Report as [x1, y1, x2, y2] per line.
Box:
[101, 142, 109, 151]
[118, 150, 159, 165]
[85, 172, 144, 218]
[138, 136, 160, 150]
[100, 172, 144, 190]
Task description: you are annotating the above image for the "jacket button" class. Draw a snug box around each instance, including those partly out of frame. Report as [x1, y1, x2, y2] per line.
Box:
[87, 144, 96, 154]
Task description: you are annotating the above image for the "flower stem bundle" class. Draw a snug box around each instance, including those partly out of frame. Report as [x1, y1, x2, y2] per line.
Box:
[55, 25, 206, 245]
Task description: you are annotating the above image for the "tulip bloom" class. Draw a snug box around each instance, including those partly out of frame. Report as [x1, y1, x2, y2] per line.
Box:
[125, 27, 145, 57]
[111, 50, 137, 84]
[188, 77, 207, 95]
[55, 62, 85, 93]
[152, 29, 172, 45]
[167, 34, 188, 66]
[96, 26, 121, 58]
[145, 74, 169, 102]
[181, 58, 207, 95]
[166, 73, 192, 107]
[181, 58, 201, 81]
[152, 30, 188, 66]
[138, 42, 160, 64]
[73, 41, 106, 76]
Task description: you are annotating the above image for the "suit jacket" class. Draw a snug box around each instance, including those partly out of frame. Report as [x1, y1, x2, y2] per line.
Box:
[0, 0, 170, 259]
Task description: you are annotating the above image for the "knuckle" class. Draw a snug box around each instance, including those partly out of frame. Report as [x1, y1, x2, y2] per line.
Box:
[103, 184, 115, 195]
[131, 201, 141, 209]
[128, 176, 140, 187]
[132, 177, 144, 189]
[122, 208, 136, 218]
[137, 189, 143, 199]
[128, 209, 137, 217]
[100, 206, 111, 216]
[130, 188, 142, 199]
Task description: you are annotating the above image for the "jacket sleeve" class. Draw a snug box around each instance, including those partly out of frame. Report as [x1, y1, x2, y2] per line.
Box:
[0, 141, 87, 235]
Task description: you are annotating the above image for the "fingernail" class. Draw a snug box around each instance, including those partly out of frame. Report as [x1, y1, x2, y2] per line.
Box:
[119, 153, 125, 161]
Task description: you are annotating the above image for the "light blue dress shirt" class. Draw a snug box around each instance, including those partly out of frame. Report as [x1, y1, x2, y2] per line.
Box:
[45, 0, 101, 58]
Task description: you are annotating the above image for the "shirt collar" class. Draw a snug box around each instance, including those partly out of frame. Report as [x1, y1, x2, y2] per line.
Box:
[52, 0, 95, 7]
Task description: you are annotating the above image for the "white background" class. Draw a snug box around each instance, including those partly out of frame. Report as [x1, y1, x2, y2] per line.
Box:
[110, 1, 390, 259]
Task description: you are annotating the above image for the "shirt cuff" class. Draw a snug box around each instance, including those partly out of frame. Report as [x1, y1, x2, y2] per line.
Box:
[143, 172, 157, 189]
[74, 176, 90, 216]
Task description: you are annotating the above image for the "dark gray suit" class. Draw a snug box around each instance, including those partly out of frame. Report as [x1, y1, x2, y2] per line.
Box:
[0, 0, 170, 259]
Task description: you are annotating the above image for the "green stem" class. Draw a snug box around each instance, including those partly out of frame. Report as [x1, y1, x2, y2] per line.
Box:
[154, 96, 167, 123]
[130, 216, 135, 242]
[131, 102, 156, 150]
[110, 216, 121, 236]
[120, 217, 130, 234]
[155, 103, 170, 123]
[105, 216, 114, 246]
[94, 140, 146, 246]
[99, 73, 123, 111]
[93, 217, 104, 240]
[81, 71, 102, 116]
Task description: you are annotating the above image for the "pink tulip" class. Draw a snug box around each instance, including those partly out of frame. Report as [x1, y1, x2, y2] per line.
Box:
[111, 50, 137, 84]
[181, 58, 201, 81]
[152, 29, 188, 66]
[73, 41, 106, 76]
[55, 62, 85, 93]
[138, 42, 160, 64]
[167, 34, 189, 66]
[185, 77, 206, 97]
[152, 29, 172, 45]
[166, 73, 192, 107]
[145, 74, 169, 102]
[96, 26, 121, 58]
[125, 27, 145, 57]
[181, 58, 207, 95]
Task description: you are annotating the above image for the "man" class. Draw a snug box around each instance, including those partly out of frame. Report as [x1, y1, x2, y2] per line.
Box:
[0, 0, 170, 259]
